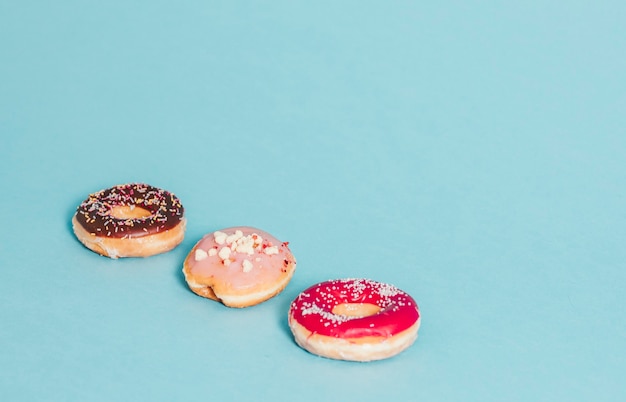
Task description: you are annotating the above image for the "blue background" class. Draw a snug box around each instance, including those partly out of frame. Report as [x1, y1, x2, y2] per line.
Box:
[1, 1, 625, 401]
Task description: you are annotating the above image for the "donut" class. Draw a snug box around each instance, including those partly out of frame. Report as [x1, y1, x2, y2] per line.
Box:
[288, 278, 420, 361]
[182, 226, 296, 308]
[72, 183, 186, 258]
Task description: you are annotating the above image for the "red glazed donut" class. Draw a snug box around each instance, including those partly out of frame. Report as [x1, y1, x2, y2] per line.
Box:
[72, 183, 186, 258]
[288, 278, 420, 361]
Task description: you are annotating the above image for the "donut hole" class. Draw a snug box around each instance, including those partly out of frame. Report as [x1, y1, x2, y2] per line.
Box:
[332, 303, 381, 318]
[110, 205, 152, 219]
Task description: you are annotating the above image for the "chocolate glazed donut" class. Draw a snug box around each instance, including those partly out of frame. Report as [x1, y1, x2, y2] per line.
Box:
[72, 183, 186, 258]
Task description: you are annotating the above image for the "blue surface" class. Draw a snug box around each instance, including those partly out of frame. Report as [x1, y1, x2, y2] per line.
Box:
[1, 1, 625, 401]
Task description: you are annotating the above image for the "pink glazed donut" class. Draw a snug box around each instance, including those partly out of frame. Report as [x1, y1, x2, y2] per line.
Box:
[183, 227, 296, 308]
[288, 278, 420, 361]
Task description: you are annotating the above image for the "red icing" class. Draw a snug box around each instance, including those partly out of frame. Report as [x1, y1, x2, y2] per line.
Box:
[289, 279, 420, 338]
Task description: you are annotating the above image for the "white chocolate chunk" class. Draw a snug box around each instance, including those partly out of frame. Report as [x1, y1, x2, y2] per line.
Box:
[235, 238, 256, 255]
[218, 247, 231, 260]
[242, 259, 253, 273]
[214, 231, 227, 245]
[195, 249, 208, 261]
[226, 230, 244, 245]
[208, 248, 218, 257]
[264, 246, 279, 255]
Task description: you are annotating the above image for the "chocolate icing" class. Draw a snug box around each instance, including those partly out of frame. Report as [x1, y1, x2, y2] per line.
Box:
[74, 183, 184, 238]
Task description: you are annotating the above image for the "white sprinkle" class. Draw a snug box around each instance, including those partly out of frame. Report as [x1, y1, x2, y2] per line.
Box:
[242, 259, 253, 273]
[194, 249, 208, 261]
[377, 283, 400, 297]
